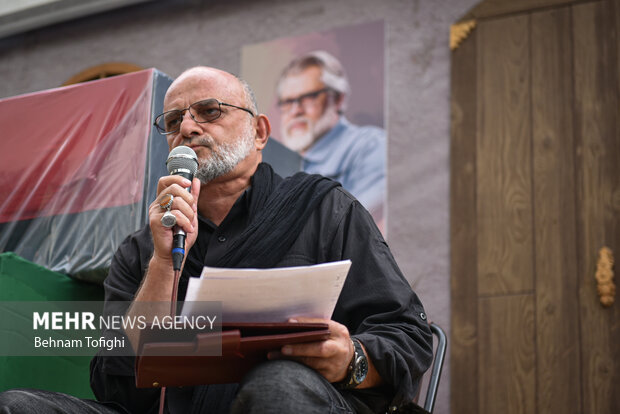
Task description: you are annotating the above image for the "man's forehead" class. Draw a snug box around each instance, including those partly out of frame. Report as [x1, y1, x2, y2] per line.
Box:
[279, 66, 324, 97]
[164, 69, 242, 107]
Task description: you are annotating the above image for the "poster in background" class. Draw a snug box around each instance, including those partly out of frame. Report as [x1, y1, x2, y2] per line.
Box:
[241, 20, 386, 234]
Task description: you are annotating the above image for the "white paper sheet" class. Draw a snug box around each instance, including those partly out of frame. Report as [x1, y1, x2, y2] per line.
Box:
[181, 260, 351, 322]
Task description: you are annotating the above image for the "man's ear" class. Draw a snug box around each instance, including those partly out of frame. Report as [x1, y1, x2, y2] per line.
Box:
[254, 114, 271, 151]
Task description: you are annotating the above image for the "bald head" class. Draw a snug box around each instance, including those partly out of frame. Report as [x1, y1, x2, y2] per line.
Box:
[165, 66, 257, 114]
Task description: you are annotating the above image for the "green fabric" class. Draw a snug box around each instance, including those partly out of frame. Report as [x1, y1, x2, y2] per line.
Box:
[0, 252, 104, 398]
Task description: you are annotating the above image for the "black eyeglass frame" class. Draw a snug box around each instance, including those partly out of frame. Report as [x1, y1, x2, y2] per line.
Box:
[277, 87, 332, 110]
[154, 98, 255, 135]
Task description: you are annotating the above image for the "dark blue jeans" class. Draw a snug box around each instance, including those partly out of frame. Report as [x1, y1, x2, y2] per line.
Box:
[0, 360, 375, 413]
[0, 389, 126, 413]
[232, 360, 368, 414]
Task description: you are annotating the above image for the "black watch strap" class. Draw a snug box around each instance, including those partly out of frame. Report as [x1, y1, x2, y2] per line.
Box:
[336, 338, 368, 389]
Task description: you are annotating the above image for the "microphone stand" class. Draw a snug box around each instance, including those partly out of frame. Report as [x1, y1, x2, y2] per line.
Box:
[159, 268, 182, 414]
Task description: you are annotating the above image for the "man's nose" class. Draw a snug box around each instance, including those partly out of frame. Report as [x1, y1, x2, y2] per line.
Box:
[179, 110, 201, 137]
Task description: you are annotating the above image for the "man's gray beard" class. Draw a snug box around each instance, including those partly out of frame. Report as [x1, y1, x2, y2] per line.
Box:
[281, 102, 339, 153]
[195, 125, 255, 184]
[281, 120, 315, 153]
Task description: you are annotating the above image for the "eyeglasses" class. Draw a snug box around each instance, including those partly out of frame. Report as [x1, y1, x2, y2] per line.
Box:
[277, 88, 331, 112]
[154, 98, 255, 135]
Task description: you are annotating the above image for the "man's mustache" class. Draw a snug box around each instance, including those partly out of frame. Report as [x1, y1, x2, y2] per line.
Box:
[187, 136, 216, 149]
[285, 117, 311, 131]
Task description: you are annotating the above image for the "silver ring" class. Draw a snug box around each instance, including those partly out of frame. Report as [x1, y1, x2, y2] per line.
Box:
[159, 194, 174, 211]
[161, 211, 177, 228]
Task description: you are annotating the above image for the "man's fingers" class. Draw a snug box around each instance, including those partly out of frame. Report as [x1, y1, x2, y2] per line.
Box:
[161, 210, 194, 233]
[155, 176, 194, 211]
[156, 175, 192, 195]
[289, 317, 327, 324]
[282, 340, 338, 358]
[191, 177, 201, 210]
[151, 194, 195, 231]
[165, 196, 194, 223]
[150, 176, 198, 239]
[156, 184, 194, 207]
[152, 178, 196, 224]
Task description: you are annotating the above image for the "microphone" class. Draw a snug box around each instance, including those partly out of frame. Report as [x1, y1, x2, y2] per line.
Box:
[165, 146, 198, 271]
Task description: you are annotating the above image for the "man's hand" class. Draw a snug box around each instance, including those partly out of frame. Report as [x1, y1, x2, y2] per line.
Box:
[149, 176, 200, 264]
[126, 176, 199, 349]
[269, 318, 354, 383]
[270, 317, 384, 388]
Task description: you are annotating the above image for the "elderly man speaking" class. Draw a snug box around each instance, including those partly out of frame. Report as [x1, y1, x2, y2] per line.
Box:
[0, 66, 431, 414]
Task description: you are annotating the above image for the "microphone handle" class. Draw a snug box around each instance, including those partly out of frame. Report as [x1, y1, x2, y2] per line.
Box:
[171, 233, 185, 271]
[171, 171, 194, 271]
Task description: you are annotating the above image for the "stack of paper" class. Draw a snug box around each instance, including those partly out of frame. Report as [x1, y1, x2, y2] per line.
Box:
[181, 260, 351, 322]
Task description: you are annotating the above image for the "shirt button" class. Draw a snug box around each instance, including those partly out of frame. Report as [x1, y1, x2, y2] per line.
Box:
[217, 236, 226, 243]
[419, 312, 427, 320]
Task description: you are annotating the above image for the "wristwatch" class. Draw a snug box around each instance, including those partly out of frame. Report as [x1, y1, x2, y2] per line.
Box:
[337, 338, 368, 389]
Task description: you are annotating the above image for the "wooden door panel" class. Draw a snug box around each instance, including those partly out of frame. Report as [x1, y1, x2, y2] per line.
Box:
[573, 1, 620, 412]
[477, 14, 534, 296]
[450, 22, 479, 414]
[478, 295, 536, 414]
[531, 7, 582, 414]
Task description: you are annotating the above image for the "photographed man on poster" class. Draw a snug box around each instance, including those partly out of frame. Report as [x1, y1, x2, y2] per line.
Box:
[276, 51, 386, 231]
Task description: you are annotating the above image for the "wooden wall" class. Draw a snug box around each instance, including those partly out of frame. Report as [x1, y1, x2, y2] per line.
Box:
[451, 0, 620, 413]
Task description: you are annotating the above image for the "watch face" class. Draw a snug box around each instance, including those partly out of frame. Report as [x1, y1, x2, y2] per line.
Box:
[353, 355, 369, 384]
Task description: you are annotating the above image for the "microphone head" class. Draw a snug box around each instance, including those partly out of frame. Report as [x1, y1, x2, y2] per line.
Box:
[166, 146, 198, 177]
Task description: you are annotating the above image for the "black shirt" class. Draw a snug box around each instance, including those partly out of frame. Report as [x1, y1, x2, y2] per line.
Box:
[90, 179, 433, 413]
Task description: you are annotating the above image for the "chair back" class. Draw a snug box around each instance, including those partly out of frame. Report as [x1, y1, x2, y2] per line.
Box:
[422, 322, 447, 413]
